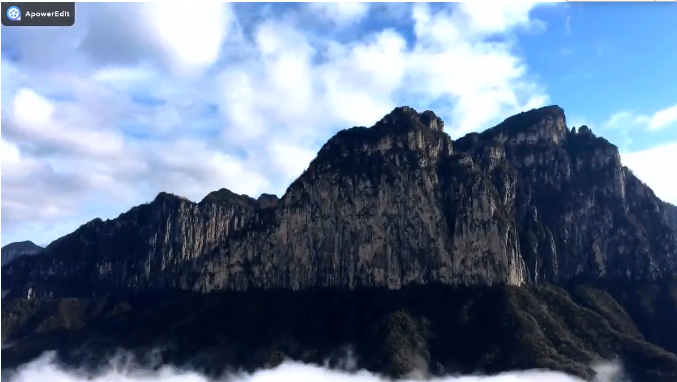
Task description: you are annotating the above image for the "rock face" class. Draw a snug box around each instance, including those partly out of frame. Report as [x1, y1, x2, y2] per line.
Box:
[1, 241, 43, 267]
[664, 202, 677, 230]
[2, 106, 676, 299]
[1, 191, 274, 299]
[454, 111, 676, 284]
[194, 106, 526, 292]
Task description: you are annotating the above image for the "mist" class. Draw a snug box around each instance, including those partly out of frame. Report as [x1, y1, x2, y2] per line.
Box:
[2, 351, 630, 382]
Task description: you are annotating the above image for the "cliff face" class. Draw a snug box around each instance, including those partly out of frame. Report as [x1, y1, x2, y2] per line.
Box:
[2, 191, 273, 299]
[2, 106, 676, 299]
[194, 107, 527, 292]
[664, 201, 677, 230]
[191, 106, 676, 292]
[454, 109, 676, 283]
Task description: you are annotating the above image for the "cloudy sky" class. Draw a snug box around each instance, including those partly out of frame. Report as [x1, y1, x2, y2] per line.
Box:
[1, 2, 676, 246]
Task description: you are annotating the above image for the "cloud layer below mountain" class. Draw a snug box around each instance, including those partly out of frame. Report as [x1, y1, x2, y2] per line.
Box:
[2, 351, 627, 382]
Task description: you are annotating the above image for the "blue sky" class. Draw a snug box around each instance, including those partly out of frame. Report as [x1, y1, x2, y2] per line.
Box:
[1, 2, 676, 246]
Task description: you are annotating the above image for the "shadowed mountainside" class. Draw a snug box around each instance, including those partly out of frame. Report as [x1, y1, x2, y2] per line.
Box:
[2, 281, 677, 381]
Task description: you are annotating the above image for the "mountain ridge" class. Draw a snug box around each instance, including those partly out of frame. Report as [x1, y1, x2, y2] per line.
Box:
[2, 105, 676, 299]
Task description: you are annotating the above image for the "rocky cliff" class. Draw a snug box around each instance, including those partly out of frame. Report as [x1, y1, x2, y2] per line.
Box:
[190, 105, 676, 292]
[664, 201, 677, 230]
[2, 106, 676, 299]
[193, 106, 527, 292]
[1, 190, 277, 299]
[454, 110, 676, 283]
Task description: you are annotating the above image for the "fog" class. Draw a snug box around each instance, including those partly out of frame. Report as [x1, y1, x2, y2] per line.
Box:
[2, 351, 629, 382]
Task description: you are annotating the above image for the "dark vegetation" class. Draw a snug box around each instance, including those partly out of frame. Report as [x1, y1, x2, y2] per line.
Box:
[3, 281, 677, 381]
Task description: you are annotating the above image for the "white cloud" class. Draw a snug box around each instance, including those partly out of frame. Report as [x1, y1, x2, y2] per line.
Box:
[91, 66, 158, 88]
[318, 30, 408, 126]
[269, 142, 318, 183]
[6, 88, 125, 159]
[603, 103, 677, 131]
[407, 3, 548, 136]
[622, 141, 677, 204]
[141, 139, 271, 199]
[1, 138, 85, 226]
[602, 111, 649, 130]
[3, 351, 626, 382]
[143, 2, 232, 76]
[1, 3, 553, 245]
[649, 104, 677, 130]
[307, 2, 371, 27]
[1, 84, 270, 237]
[459, 3, 540, 36]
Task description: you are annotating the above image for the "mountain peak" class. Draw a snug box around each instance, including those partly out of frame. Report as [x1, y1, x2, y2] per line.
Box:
[420, 110, 445, 132]
[378, 106, 445, 133]
[308, 106, 453, 180]
[154, 191, 192, 204]
[257, 193, 279, 209]
[474, 105, 567, 146]
[200, 188, 256, 208]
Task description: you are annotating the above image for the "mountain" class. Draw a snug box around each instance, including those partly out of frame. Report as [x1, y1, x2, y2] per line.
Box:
[664, 201, 677, 230]
[2, 106, 675, 299]
[2, 106, 677, 381]
[1, 241, 43, 267]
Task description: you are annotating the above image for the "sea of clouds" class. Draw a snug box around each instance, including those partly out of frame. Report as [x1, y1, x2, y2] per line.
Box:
[2, 350, 630, 382]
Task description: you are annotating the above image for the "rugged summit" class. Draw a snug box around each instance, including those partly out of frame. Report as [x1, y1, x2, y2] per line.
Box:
[2, 106, 676, 299]
[194, 106, 524, 291]
[454, 108, 676, 283]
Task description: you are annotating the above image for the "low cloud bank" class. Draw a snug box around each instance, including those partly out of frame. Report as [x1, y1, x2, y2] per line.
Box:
[3, 351, 629, 382]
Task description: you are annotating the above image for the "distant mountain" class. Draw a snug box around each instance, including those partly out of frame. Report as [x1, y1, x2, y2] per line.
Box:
[2, 106, 677, 381]
[1, 241, 43, 267]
